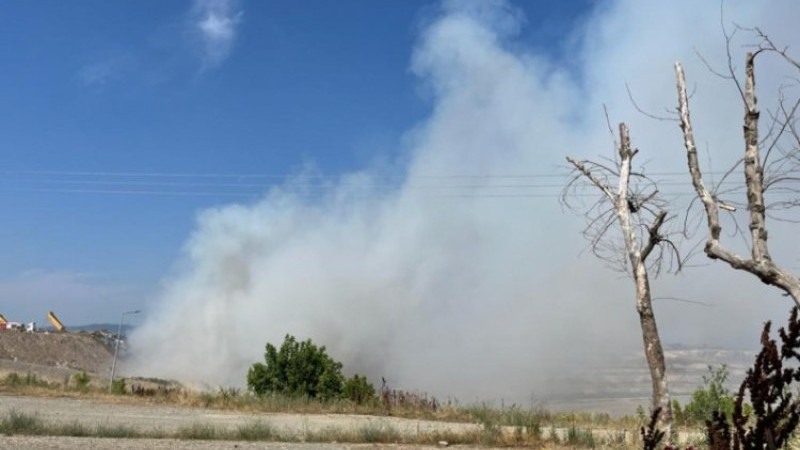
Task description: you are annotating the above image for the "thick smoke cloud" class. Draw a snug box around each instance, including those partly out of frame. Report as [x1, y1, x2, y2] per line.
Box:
[130, 0, 800, 401]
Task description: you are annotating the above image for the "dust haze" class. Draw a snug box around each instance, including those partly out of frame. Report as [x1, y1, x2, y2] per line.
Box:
[129, 0, 800, 402]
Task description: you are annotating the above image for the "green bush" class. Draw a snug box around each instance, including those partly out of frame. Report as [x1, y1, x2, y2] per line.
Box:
[72, 371, 91, 390]
[682, 365, 735, 424]
[110, 378, 127, 395]
[247, 334, 344, 400]
[343, 374, 376, 405]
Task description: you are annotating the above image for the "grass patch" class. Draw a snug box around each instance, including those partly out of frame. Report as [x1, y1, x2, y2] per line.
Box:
[0, 409, 45, 435]
[176, 422, 218, 440]
[0, 410, 145, 439]
[235, 421, 275, 441]
[93, 423, 143, 438]
[54, 421, 91, 437]
[566, 424, 597, 447]
[356, 424, 402, 443]
[3, 372, 51, 388]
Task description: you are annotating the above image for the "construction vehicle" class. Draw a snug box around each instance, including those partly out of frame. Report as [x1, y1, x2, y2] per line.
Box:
[0, 314, 6, 327]
[47, 311, 66, 332]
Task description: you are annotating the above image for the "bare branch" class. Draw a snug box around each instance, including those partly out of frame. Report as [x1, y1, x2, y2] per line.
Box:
[721, 15, 746, 102]
[676, 54, 800, 305]
[713, 158, 744, 196]
[694, 46, 734, 81]
[754, 27, 800, 71]
[566, 157, 616, 202]
[742, 52, 771, 263]
[626, 84, 678, 122]
[642, 211, 667, 262]
[675, 62, 724, 242]
[653, 296, 715, 307]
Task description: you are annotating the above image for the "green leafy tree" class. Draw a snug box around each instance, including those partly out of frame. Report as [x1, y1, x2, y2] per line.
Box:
[247, 334, 344, 400]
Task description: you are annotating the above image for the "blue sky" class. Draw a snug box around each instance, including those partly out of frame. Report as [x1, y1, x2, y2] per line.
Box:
[0, 0, 593, 325]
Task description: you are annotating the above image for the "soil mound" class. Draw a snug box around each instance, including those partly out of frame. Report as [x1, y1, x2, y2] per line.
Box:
[0, 331, 113, 375]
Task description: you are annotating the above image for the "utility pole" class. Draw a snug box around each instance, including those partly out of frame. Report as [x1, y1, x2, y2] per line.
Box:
[109, 309, 140, 392]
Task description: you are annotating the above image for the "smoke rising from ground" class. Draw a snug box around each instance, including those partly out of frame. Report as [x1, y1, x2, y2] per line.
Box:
[130, 0, 800, 401]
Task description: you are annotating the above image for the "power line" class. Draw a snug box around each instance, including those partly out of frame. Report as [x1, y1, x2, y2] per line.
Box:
[1, 169, 726, 180]
[0, 168, 790, 200]
[0, 185, 705, 199]
[0, 177, 763, 189]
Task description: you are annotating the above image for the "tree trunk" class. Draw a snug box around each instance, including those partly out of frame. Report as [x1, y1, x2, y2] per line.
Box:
[567, 123, 673, 435]
[616, 123, 672, 434]
[634, 261, 672, 434]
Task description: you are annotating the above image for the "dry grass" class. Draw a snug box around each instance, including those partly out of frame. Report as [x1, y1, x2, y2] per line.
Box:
[0, 370, 699, 448]
[0, 409, 622, 448]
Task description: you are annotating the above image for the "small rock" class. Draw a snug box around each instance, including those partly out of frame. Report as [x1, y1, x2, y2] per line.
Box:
[438, 440, 449, 447]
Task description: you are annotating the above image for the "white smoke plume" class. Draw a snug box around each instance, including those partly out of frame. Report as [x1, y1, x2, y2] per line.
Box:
[130, 0, 800, 401]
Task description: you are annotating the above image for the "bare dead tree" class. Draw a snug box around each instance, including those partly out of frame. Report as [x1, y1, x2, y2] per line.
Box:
[675, 29, 800, 305]
[564, 122, 681, 434]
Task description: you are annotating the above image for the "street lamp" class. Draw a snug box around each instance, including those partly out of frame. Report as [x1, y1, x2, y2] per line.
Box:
[109, 309, 140, 391]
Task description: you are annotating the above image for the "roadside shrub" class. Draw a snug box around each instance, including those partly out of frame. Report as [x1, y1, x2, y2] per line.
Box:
[343, 374, 377, 405]
[3, 372, 22, 386]
[110, 378, 127, 395]
[72, 371, 91, 390]
[247, 334, 344, 400]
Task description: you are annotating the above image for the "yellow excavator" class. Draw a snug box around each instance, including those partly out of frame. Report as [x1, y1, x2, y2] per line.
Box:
[0, 314, 7, 327]
[47, 311, 66, 332]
